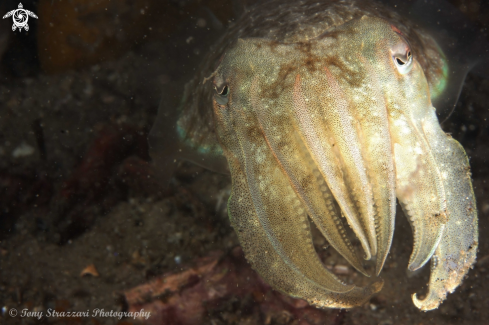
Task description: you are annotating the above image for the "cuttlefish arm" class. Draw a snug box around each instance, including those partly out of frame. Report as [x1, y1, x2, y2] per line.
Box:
[372, 27, 478, 309]
[213, 60, 383, 308]
[211, 16, 477, 309]
[411, 103, 478, 311]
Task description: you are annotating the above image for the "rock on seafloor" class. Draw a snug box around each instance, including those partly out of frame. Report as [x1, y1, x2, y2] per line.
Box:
[124, 247, 348, 325]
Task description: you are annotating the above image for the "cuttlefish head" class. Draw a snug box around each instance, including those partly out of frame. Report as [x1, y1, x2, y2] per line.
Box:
[211, 16, 477, 310]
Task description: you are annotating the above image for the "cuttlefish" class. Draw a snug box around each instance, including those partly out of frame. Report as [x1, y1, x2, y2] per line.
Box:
[149, 0, 479, 311]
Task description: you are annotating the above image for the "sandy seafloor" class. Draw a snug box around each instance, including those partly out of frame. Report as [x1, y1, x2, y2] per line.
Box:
[0, 0, 489, 324]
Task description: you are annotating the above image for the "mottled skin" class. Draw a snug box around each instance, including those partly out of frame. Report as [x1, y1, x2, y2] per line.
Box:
[150, 0, 478, 311]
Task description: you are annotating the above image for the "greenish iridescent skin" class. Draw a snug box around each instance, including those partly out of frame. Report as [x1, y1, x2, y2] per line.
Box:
[150, 0, 478, 311]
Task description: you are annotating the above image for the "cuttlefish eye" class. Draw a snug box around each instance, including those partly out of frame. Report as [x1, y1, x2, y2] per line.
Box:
[214, 84, 230, 105]
[391, 40, 413, 74]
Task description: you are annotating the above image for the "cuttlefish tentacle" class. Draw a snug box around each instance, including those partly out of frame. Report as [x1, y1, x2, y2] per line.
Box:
[234, 76, 357, 292]
[213, 93, 384, 307]
[346, 55, 397, 275]
[393, 130, 447, 272]
[250, 75, 369, 276]
[411, 108, 478, 311]
[373, 43, 447, 272]
[372, 35, 478, 309]
[292, 73, 373, 261]
[320, 67, 378, 260]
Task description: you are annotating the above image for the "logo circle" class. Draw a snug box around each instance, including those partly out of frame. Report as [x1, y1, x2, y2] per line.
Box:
[9, 308, 17, 317]
[13, 10, 27, 26]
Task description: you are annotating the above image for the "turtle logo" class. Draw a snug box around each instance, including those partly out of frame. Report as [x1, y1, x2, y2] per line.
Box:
[3, 3, 38, 32]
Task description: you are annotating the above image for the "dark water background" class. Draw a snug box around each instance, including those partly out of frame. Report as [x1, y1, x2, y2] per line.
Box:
[0, 0, 488, 324]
